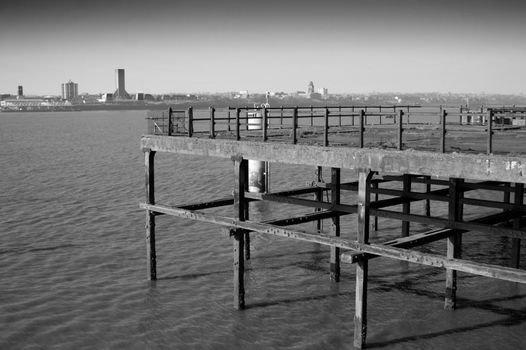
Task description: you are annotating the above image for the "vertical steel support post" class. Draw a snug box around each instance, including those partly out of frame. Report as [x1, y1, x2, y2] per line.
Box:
[424, 176, 431, 216]
[233, 158, 248, 309]
[445, 178, 463, 310]
[315, 166, 323, 233]
[354, 170, 374, 349]
[324, 108, 329, 147]
[512, 183, 524, 268]
[402, 174, 411, 237]
[145, 150, 157, 280]
[372, 181, 379, 231]
[330, 167, 341, 281]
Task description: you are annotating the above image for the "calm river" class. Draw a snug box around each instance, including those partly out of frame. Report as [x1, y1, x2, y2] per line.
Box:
[0, 111, 524, 349]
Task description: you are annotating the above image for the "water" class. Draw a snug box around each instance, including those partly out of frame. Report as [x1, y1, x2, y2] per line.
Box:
[0, 111, 524, 349]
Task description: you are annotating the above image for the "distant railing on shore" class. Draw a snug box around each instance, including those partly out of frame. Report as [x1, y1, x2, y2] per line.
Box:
[146, 105, 526, 155]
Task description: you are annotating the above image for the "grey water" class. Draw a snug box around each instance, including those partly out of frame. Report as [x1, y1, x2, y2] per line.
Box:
[0, 111, 524, 349]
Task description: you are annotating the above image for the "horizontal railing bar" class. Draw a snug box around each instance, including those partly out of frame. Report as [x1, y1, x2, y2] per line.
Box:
[462, 198, 526, 211]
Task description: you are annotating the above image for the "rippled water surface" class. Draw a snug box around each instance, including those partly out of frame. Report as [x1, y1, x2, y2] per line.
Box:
[0, 111, 525, 349]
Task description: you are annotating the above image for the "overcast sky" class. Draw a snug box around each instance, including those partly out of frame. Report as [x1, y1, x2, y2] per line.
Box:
[1, 0, 525, 95]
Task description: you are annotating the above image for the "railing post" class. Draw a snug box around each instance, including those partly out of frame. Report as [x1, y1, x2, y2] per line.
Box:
[441, 109, 447, 153]
[487, 109, 494, 154]
[236, 108, 241, 141]
[280, 106, 284, 127]
[292, 107, 298, 144]
[227, 107, 231, 132]
[168, 107, 173, 136]
[398, 110, 404, 150]
[352, 106, 355, 126]
[324, 108, 329, 146]
[187, 107, 193, 137]
[209, 107, 215, 139]
[145, 150, 157, 280]
[262, 107, 268, 142]
[359, 109, 365, 148]
[245, 108, 249, 131]
[338, 105, 342, 127]
[310, 105, 314, 126]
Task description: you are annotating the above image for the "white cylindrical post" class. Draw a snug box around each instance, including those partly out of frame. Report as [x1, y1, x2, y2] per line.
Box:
[247, 109, 269, 193]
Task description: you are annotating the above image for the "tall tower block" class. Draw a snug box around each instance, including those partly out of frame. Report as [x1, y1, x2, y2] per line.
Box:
[114, 69, 130, 99]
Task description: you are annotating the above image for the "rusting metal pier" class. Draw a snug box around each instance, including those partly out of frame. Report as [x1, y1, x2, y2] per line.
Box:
[141, 105, 526, 348]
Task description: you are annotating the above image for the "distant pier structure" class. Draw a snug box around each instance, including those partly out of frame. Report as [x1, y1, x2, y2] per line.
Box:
[141, 105, 526, 348]
[114, 68, 130, 99]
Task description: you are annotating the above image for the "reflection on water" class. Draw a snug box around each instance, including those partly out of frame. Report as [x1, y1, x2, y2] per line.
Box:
[0, 111, 524, 349]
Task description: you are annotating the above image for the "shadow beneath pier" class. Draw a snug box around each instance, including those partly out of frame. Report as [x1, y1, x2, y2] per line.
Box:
[245, 291, 353, 310]
[157, 269, 232, 281]
[367, 294, 526, 349]
[367, 309, 526, 348]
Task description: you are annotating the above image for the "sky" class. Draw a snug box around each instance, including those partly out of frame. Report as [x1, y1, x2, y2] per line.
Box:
[1, 0, 525, 95]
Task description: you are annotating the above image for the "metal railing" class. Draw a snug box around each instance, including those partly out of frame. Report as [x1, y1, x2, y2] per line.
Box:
[146, 105, 526, 155]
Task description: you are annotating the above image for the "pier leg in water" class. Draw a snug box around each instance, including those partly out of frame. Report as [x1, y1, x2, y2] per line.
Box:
[511, 183, 524, 268]
[315, 166, 323, 233]
[402, 174, 411, 237]
[330, 167, 341, 281]
[145, 150, 157, 280]
[445, 178, 463, 310]
[233, 157, 248, 309]
[354, 170, 373, 349]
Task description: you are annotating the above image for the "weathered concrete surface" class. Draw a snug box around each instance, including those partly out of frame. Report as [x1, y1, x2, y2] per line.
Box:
[141, 135, 526, 184]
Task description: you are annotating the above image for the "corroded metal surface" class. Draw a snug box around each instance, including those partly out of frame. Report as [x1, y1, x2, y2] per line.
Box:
[141, 135, 526, 183]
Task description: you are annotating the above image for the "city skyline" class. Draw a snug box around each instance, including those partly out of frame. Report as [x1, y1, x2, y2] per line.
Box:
[1, 0, 525, 95]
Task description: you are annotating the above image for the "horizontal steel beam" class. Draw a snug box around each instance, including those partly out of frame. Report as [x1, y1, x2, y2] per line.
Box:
[139, 202, 526, 284]
[141, 136, 526, 184]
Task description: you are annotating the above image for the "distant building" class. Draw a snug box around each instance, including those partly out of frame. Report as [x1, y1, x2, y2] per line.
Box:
[233, 90, 249, 99]
[114, 69, 131, 99]
[98, 93, 113, 103]
[307, 81, 315, 95]
[61, 80, 78, 100]
[18, 85, 23, 98]
[318, 88, 328, 99]
[135, 92, 144, 101]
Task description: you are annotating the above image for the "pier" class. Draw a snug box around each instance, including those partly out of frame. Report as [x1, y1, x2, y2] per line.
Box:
[140, 105, 526, 348]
